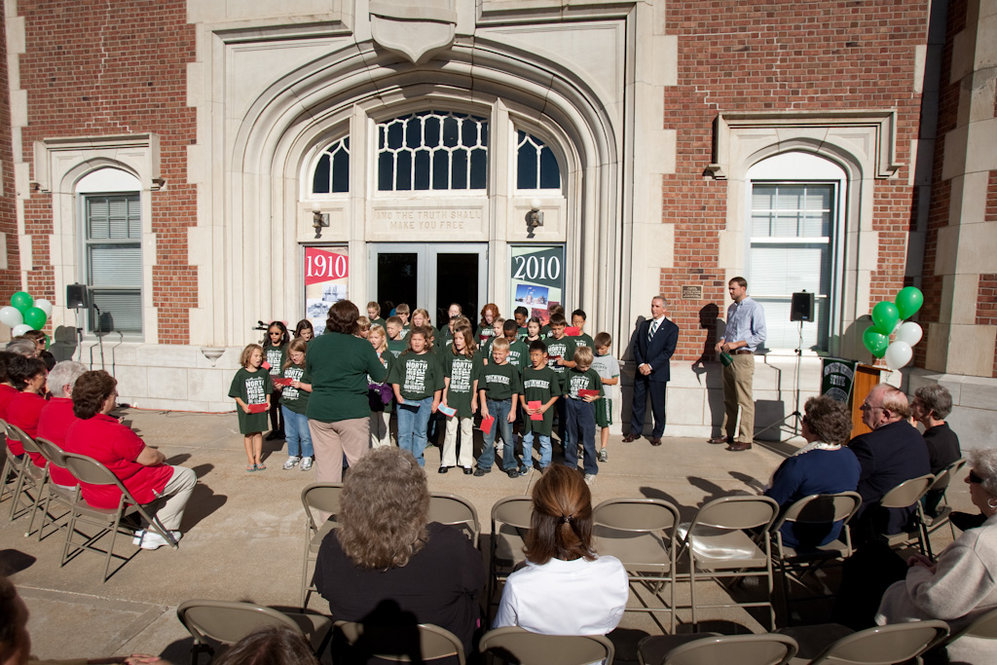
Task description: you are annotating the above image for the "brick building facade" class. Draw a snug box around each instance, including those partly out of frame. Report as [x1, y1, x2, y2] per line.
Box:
[1, 0, 994, 439]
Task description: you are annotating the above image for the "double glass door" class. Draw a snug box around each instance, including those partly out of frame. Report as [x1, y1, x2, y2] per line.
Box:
[368, 243, 487, 327]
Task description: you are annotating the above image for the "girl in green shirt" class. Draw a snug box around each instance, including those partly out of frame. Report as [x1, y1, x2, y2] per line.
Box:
[389, 328, 442, 467]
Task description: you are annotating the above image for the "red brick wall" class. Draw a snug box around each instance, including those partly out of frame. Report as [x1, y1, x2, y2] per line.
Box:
[0, 12, 21, 301]
[15, 0, 196, 344]
[662, 0, 929, 361]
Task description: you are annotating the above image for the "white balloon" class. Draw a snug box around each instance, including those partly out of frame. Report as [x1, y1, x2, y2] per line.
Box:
[895, 321, 923, 347]
[34, 299, 53, 317]
[884, 340, 913, 371]
[11, 323, 32, 337]
[0, 306, 23, 328]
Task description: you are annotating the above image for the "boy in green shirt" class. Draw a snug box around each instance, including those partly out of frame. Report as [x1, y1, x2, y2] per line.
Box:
[385, 316, 407, 358]
[475, 337, 524, 477]
[563, 345, 604, 481]
[544, 312, 576, 445]
[502, 319, 529, 372]
[570, 309, 596, 348]
[520, 340, 562, 471]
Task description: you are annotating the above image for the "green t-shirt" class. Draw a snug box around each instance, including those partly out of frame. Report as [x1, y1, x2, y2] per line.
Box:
[263, 343, 286, 377]
[388, 352, 441, 401]
[279, 362, 310, 414]
[521, 365, 562, 435]
[370, 317, 386, 330]
[387, 338, 407, 359]
[228, 367, 272, 434]
[517, 326, 529, 341]
[443, 351, 483, 417]
[544, 335, 576, 383]
[369, 349, 394, 413]
[565, 367, 604, 400]
[506, 339, 529, 371]
[572, 332, 595, 349]
[479, 361, 523, 401]
[305, 332, 387, 422]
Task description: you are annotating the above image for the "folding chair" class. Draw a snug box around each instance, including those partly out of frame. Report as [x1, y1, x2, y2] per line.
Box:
[2, 423, 47, 523]
[27, 436, 80, 541]
[429, 492, 480, 547]
[934, 606, 997, 659]
[637, 632, 797, 665]
[334, 620, 465, 664]
[593, 497, 681, 630]
[480, 626, 615, 665]
[300, 482, 343, 608]
[177, 599, 332, 665]
[676, 495, 780, 630]
[924, 457, 966, 542]
[879, 474, 934, 557]
[0, 418, 19, 506]
[769, 491, 862, 623]
[60, 452, 178, 582]
[802, 620, 949, 665]
[489, 495, 533, 610]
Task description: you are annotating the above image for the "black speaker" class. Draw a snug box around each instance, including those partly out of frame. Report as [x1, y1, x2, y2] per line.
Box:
[94, 311, 114, 335]
[66, 283, 89, 309]
[790, 291, 815, 322]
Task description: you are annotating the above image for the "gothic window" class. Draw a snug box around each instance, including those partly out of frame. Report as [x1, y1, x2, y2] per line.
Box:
[377, 111, 488, 191]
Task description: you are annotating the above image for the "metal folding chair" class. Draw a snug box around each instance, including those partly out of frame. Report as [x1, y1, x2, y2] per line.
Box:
[300, 482, 343, 608]
[879, 474, 935, 557]
[2, 423, 46, 523]
[481, 626, 615, 665]
[638, 632, 797, 665]
[27, 436, 80, 541]
[428, 491, 480, 547]
[334, 620, 465, 664]
[488, 495, 533, 611]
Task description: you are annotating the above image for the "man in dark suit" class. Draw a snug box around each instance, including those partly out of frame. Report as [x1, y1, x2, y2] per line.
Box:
[849, 384, 931, 542]
[623, 295, 678, 446]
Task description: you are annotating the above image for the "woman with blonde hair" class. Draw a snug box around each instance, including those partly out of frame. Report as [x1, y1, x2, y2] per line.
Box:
[313, 447, 484, 653]
[494, 465, 628, 635]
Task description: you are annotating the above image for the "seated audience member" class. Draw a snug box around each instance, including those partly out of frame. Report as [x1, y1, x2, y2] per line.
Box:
[0, 352, 19, 420]
[764, 395, 860, 548]
[911, 384, 962, 517]
[876, 449, 997, 665]
[213, 626, 318, 665]
[849, 384, 930, 541]
[1, 574, 168, 665]
[5, 356, 48, 467]
[21, 331, 55, 371]
[36, 361, 87, 488]
[63, 370, 197, 550]
[4, 339, 36, 358]
[493, 465, 628, 635]
[313, 447, 484, 656]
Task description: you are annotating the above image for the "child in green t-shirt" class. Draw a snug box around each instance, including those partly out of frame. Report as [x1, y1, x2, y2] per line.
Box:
[441, 324, 481, 474]
[279, 338, 313, 471]
[388, 328, 441, 467]
[520, 340, 562, 471]
[228, 344, 272, 471]
[564, 345, 604, 481]
[475, 337, 524, 477]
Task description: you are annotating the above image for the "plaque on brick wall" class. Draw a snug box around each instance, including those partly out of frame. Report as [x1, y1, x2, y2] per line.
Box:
[681, 285, 703, 300]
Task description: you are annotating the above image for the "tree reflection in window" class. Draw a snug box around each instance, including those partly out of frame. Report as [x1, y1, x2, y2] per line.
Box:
[312, 137, 350, 194]
[516, 131, 561, 190]
[377, 111, 488, 191]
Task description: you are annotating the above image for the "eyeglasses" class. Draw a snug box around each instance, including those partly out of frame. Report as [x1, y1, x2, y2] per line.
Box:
[269, 331, 282, 336]
[969, 470, 984, 484]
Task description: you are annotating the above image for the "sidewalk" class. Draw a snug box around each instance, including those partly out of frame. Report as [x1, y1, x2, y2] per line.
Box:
[2, 409, 967, 662]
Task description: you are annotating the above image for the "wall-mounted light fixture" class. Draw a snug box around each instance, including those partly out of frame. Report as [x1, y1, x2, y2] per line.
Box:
[525, 198, 543, 238]
[312, 210, 330, 239]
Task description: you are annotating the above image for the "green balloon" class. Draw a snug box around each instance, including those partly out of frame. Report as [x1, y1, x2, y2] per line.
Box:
[23, 306, 46, 330]
[863, 326, 889, 358]
[895, 286, 924, 320]
[871, 301, 900, 335]
[10, 291, 33, 314]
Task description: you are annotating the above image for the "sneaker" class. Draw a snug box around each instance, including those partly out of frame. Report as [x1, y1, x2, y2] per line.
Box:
[299, 457, 313, 471]
[518, 466, 530, 476]
[473, 467, 491, 477]
[283, 456, 301, 470]
[135, 530, 181, 550]
[584, 473, 596, 484]
[599, 449, 608, 463]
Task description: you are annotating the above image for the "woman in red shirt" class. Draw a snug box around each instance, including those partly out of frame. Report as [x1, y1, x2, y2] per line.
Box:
[5, 356, 47, 466]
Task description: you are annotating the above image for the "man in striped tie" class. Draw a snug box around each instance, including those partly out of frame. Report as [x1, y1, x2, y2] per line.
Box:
[623, 296, 679, 446]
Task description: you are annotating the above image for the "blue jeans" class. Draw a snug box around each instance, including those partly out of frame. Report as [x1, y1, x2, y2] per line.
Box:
[397, 396, 433, 466]
[564, 398, 598, 475]
[476, 398, 518, 471]
[281, 406, 313, 458]
[522, 431, 551, 469]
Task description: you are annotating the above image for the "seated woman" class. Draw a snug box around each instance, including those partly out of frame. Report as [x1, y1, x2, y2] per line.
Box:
[62, 370, 197, 550]
[493, 465, 629, 635]
[5, 356, 49, 468]
[764, 395, 860, 548]
[313, 447, 484, 656]
[876, 449, 997, 665]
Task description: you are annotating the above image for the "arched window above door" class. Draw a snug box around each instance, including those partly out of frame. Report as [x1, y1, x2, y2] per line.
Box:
[376, 110, 488, 191]
[515, 130, 561, 190]
[312, 136, 350, 194]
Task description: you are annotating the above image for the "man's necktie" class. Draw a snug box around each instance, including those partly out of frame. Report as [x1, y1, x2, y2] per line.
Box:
[648, 319, 658, 341]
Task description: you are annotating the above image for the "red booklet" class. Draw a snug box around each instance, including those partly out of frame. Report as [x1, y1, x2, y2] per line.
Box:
[578, 389, 600, 398]
[527, 400, 543, 421]
[272, 377, 293, 387]
[247, 403, 268, 414]
[564, 326, 581, 336]
[479, 415, 495, 434]
[261, 361, 271, 370]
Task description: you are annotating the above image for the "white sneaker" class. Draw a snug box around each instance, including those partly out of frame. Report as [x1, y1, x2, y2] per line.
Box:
[135, 530, 181, 550]
[283, 456, 300, 470]
[300, 456, 313, 471]
[584, 473, 596, 485]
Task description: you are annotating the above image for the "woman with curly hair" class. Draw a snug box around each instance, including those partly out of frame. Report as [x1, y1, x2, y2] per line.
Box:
[764, 394, 860, 548]
[313, 447, 484, 654]
[494, 465, 628, 635]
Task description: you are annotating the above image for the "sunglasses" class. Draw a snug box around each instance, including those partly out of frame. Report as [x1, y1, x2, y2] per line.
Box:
[269, 331, 282, 336]
[969, 470, 984, 484]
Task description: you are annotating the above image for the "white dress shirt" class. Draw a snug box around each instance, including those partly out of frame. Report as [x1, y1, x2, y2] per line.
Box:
[493, 554, 629, 635]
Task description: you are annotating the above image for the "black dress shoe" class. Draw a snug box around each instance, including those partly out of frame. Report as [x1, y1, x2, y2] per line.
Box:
[437, 466, 451, 474]
[462, 467, 474, 475]
[622, 433, 639, 443]
[708, 436, 731, 444]
[727, 441, 752, 452]
[265, 430, 284, 441]
[650, 437, 662, 446]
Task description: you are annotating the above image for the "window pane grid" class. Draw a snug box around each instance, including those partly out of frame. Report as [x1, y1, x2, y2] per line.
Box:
[377, 111, 488, 191]
[515, 130, 561, 190]
[311, 137, 350, 194]
[85, 193, 142, 333]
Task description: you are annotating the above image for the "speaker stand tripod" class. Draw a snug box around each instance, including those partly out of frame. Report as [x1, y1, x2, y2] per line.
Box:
[755, 319, 805, 442]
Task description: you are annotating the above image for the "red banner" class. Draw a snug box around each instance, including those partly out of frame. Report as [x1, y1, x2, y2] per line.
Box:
[304, 247, 348, 286]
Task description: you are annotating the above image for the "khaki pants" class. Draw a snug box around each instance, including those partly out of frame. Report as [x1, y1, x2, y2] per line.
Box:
[722, 353, 755, 442]
[149, 465, 197, 531]
[308, 417, 370, 484]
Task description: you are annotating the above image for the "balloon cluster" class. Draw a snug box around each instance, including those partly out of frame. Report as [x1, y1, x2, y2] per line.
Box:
[0, 291, 52, 338]
[862, 287, 924, 371]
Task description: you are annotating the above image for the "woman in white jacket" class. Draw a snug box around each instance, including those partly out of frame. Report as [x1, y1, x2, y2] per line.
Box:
[876, 448, 997, 664]
[494, 465, 629, 635]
